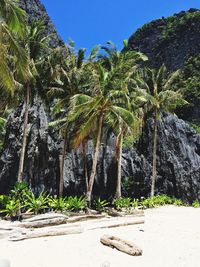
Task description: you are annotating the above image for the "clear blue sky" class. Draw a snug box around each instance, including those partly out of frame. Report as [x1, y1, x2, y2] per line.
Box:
[41, 0, 200, 51]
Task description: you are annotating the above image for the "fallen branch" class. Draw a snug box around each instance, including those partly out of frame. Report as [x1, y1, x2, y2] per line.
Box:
[100, 235, 142, 256]
[9, 226, 83, 241]
[88, 217, 144, 230]
[18, 217, 68, 228]
[23, 213, 68, 223]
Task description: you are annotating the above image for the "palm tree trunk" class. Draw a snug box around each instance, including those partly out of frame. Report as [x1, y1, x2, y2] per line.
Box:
[59, 132, 68, 197]
[17, 84, 30, 182]
[151, 110, 158, 197]
[86, 113, 103, 206]
[82, 140, 89, 192]
[115, 129, 123, 199]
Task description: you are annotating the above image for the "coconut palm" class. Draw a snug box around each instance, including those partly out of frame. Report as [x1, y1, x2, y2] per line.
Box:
[140, 65, 187, 196]
[17, 21, 53, 182]
[69, 42, 147, 205]
[0, 0, 30, 92]
[48, 43, 99, 196]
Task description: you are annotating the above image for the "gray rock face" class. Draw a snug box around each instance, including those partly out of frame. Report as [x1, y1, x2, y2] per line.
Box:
[0, 97, 59, 195]
[128, 9, 200, 71]
[123, 114, 200, 202]
[57, 114, 200, 202]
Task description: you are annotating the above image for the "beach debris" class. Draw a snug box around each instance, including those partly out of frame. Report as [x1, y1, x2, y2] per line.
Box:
[100, 235, 142, 256]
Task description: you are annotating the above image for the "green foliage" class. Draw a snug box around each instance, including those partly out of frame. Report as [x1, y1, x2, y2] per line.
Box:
[192, 200, 200, 208]
[173, 199, 184, 206]
[24, 191, 49, 215]
[48, 196, 67, 212]
[113, 197, 132, 211]
[189, 123, 200, 134]
[93, 198, 109, 213]
[0, 199, 21, 217]
[0, 195, 9, 209]
[140, 195, 174, 209]
[65, 196, 86, 212]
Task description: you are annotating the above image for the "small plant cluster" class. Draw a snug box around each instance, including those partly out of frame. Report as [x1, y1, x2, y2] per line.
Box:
[113, 195, 200, 210]
[0, 183, 199, 220]
[0, 182, 87, 218]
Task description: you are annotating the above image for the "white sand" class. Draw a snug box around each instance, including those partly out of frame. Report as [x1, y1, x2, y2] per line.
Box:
[1, 206, 200, 267]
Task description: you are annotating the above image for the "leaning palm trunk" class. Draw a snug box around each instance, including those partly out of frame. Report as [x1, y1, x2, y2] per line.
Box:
[82, 140, 89, 192]
[17, 84, 30, 182]
[151, 110, 158, 197]
[59, 132, 68, 197]
[86, 113, 103, 206]
[115, 129, 123, 199]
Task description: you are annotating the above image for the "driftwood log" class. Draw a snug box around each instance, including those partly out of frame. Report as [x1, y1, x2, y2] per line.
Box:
[9, 226, 83, 241]
[100, 235, 142, 256]
[22, 213, 68, 222]
[88, 217, 144, 230]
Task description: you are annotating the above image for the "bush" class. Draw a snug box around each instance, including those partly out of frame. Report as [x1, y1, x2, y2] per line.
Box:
[65, 196, 86, 212]
[93, 198, 109, 213]
[113, 198, 132, 211]
[25, 191, 49, 214]
[192, 201, 200, 208]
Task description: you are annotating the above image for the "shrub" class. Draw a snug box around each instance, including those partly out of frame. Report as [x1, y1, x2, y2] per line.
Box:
[93, 198, 109, 213]
[0, 199, 21, 218]
[65, 196, 86, 212]
[48, 196, 67, 212]
[192, 200, 200, 208]
[113, 198, 132, 211]
[25, 191, 49, 214]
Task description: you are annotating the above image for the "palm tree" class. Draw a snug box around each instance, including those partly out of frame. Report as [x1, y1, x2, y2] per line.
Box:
[0, 0, 30, 92]
[98, 42, 147, 199]
[48, 43, 98, 196]
[140, 65, 187, 196]
[17, 21, 52, 182]
[69, 42, 147, 205]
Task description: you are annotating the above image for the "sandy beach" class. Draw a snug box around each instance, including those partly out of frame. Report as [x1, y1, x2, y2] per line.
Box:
[1, 206, 200, 267]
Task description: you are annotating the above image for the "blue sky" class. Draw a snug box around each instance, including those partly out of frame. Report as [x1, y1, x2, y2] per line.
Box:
[42, 0, 200, 51]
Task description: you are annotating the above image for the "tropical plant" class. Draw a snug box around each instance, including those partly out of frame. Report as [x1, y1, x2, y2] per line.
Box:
[113, 197, 132, 211]
[0, 199, 21, 218]
[139, 65, 187, 196]
[48, 43, 98, 197]
[192, 200, 200, 208]
[68, 43, 147, 205]
[17, 21, 53, 182]
[93, 198, 109, 213]
[48, 196, 67, 212]
[25, 191, 49, 214]
[65, 196, 86, 212]
[0, 0, 30, 92]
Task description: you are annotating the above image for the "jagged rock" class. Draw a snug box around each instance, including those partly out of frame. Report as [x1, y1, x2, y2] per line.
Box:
[122, 114, 200, 202]
[1, 1, 200, 203]
[0, 96, 59, 195]
[128, 9, 200, 71]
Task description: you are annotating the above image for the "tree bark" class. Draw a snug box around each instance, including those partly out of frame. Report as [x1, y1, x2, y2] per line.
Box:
[17, 84, 30, 182]
[59, 132, 68, 197]
[151, 110, 158, 197]
[100, 235, 142, 256]
[82, 140, 89, 192]
[115, 129, 123, 199]
[86, 113, 103, 206]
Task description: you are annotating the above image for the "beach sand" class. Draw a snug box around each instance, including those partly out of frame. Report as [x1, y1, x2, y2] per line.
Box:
[1, 206, 200, 267]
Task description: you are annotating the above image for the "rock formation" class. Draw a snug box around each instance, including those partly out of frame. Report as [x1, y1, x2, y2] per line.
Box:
[0, 2, 200, 202]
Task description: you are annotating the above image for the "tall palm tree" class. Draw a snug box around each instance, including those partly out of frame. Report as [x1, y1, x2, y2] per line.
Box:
[17, 21, 52, 182]
[48, 43, 98, 196]
[69, 43, 147, 205]
[0, 0, 30, 92]
[98, 42, 147, 199]
[140, 65, 187, 196]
